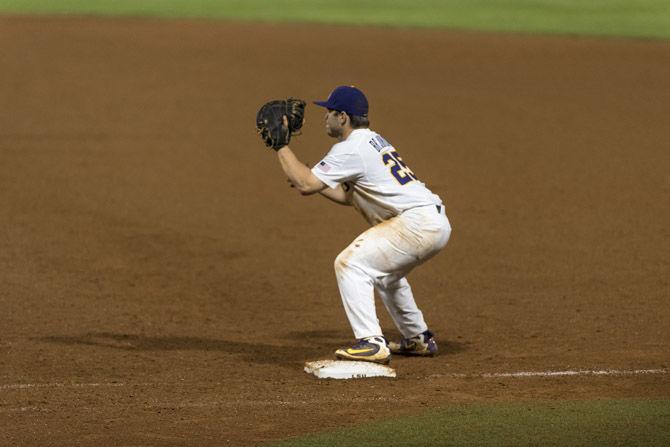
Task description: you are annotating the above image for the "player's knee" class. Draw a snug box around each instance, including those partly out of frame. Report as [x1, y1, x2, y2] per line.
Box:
[334, 251, 346, 273]
[334, 249, 353, 273]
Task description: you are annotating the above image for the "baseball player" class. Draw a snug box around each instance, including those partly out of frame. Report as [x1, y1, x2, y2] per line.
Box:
[265, 86, 451, 364]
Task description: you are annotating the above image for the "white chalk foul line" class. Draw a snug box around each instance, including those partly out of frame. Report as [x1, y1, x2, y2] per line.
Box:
[441, 368, 668, 379]
[0, 369, 667, 413]
[486, 368, 668, 378]
[1, 369, 667, 392]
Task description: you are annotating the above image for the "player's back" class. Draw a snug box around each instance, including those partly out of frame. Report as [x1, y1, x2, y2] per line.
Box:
[345, 129, 442, 224]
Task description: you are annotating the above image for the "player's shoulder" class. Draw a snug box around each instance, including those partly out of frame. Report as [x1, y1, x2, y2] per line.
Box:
[329, 129, 371, 153]
[328, 129, 391, 156]
[362, 130, 394, 154]
[328, 140, 355, 156]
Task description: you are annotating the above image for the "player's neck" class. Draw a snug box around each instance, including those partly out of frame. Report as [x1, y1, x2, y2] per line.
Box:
[338, 126, 354, 142]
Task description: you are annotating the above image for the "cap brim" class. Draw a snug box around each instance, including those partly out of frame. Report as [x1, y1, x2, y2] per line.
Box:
[313, 100, 332, 109]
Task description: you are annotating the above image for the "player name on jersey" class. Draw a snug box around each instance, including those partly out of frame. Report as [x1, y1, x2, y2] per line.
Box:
[368, 134, 392, 153]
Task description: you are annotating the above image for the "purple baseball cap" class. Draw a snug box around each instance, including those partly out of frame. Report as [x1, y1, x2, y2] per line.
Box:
[313, 85, 368, 117]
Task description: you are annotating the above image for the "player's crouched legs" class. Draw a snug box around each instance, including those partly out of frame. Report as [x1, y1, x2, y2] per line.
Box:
[384, 207, 451, 357]
[333, 246, 391, 364]
[333, 247, 382, 339]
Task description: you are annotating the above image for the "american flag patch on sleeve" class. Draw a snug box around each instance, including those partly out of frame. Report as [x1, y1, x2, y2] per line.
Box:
[317, 161, 331, 173]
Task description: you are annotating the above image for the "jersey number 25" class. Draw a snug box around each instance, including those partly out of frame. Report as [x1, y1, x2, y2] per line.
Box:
[382, 151, 418, 185]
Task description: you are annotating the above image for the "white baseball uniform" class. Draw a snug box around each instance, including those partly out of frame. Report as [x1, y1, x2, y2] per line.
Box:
[312, 128, 451, 340]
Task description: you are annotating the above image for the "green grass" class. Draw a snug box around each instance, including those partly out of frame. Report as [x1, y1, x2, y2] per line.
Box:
[263, 399, 670, 447]
[0, 0, 669, 39]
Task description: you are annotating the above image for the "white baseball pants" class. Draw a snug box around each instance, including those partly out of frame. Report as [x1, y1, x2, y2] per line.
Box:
[334, 204, 451, 340]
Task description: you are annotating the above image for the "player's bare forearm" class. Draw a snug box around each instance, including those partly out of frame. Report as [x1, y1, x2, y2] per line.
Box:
[318, 184, 352, 206]
[276, 146, 326, 195]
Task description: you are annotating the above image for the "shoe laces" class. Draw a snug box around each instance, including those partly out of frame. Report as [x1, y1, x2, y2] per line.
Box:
[351, 339, 370, 349]
[400, 338, 418, 349]
[402, 331, 433, 348]
[354, 337, 385, 349]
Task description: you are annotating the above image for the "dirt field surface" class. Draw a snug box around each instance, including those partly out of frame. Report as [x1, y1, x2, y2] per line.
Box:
[1, 16, 669, 446]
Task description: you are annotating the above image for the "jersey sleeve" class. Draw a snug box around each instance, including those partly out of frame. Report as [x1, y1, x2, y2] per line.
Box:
[311, 143, 364, 189]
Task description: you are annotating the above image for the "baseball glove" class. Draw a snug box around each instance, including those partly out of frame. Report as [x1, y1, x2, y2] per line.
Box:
[256, 98, 306, 150]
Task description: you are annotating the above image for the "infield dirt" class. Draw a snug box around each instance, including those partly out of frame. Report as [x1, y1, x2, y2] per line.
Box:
[1, 16, 669, 446]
